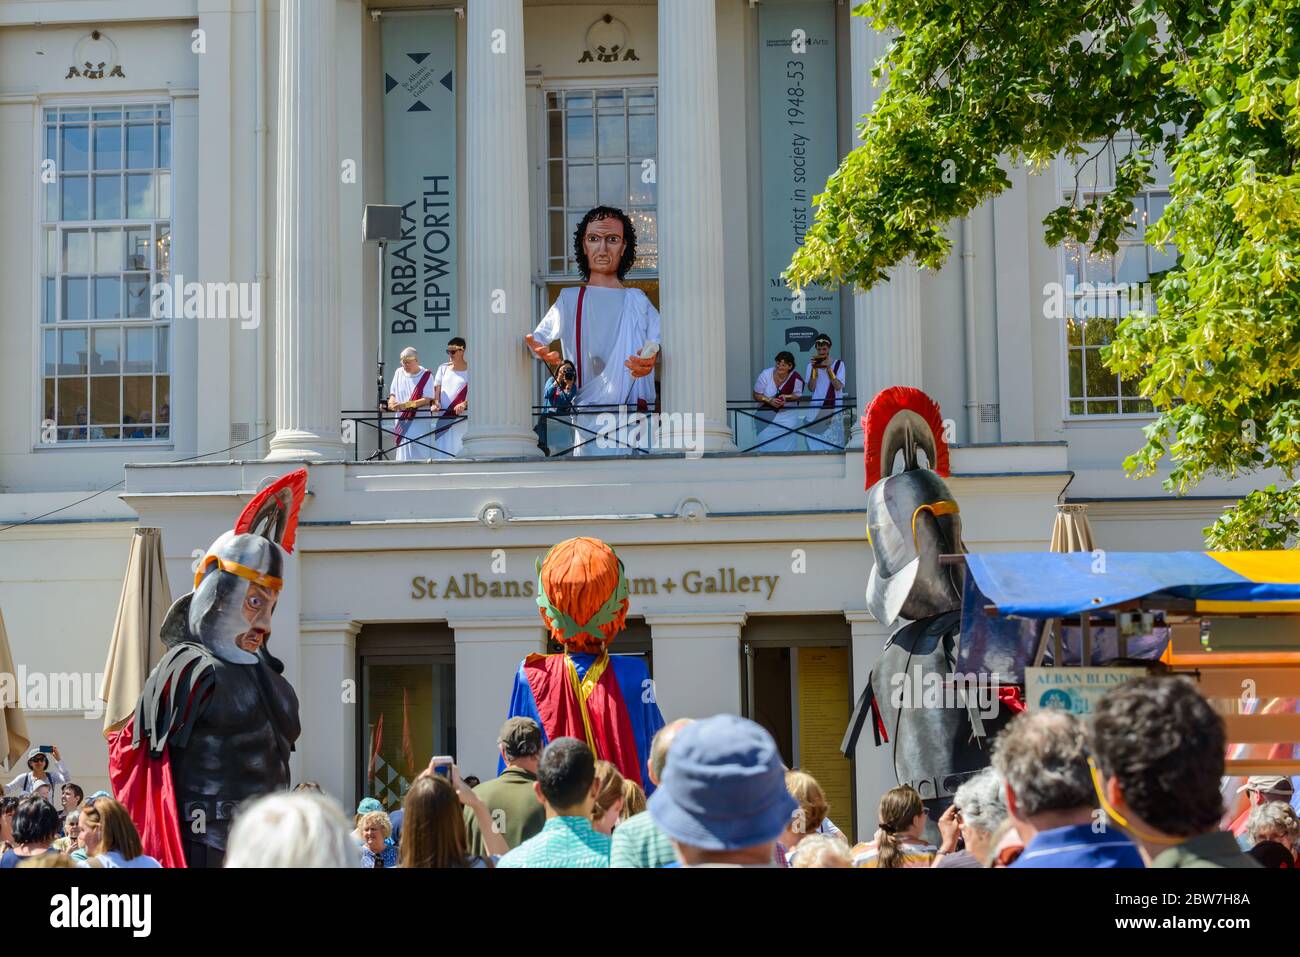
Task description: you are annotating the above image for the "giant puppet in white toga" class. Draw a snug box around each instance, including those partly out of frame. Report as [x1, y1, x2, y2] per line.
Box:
[525, 206, 659, 455]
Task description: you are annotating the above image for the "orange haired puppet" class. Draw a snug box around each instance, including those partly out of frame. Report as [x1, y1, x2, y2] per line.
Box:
[504, 537, 665, 791]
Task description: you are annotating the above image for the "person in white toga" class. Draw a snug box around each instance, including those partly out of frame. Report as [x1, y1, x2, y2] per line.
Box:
[803, 333, 847, 450]
[752, 351, 805, 453]
[524, 206, 659, 455]
[386, 346, 435, 461]
[430, 337, 469, 459]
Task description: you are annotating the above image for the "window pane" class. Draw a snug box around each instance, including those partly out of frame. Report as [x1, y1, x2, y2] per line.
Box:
[155, 327, 170, 373]
[566, 113, 594, 158]
[60, 109, 89, 122]
[1066, 317, 1082, 347]
[1083, 318, 1115, 346]
[45, 182, 59, 222]
[597, 114, 626, 156]
[566, 93, 593, 110]
[1084, 348, 1115, 397]
[549, 211, 566, 262]
[60, 328, 87, 374]
[93, 108, 123, 121]
[45, 125, 56, 162]
[42, 277, 55, 324]
[155, 376, 171, 438]
[123, 376, 153, 434]
[94, 125, 122, 170]
[1115, 245, 1148, 284]
[596, 90, 624, 109]
[57, 378, 88, 437]
[158, 123, 171, 168]
[91, 326, 121, 372]
[62, 277, 88, 321]
[568, 163, 595, 207]
[42, 379, 55, 436]
[547, 111, 563, 159]
[44, 230, 57, 274]
[93, 276, 123, 320]
[90, 375, 121, 426]
[548, 160, 563, 206]
[126, 108, 153, 120]
[64, 229, 90, 273]
[43, 330, 56, 377]
[1068, 399, 1086, 415]
[598, 162, 626, 207]
[94, 228, 123, 272]
[62, 176, 89, 220]
[628, 162, 656, 204]
[126, 124, 155, 169]
[94, 174, 123, 219]
[628, 111, 655, 157]
[126, 274, 151, 318]
[124, 328, 153, 372]
[61, 126, 89, 171]
[126, 174, 154, 219]
[1068, 349, 1083, 397]
[157, 225, 171, 274]
[1088, 399, 1119, 415]
[156, 172, 171, 218]
[1122, 398, 1154, 414]
[126, 227, 151, 270]
[628, 89, 655, 106]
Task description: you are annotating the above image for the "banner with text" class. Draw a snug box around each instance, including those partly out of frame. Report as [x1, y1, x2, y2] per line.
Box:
[758, 2, 839, 370]
[381, 11, 457, 372]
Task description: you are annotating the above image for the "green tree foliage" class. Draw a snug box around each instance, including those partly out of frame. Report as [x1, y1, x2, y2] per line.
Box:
[788, 0, 1300, 548]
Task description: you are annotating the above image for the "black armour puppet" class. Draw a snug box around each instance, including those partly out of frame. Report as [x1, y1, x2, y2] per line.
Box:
[108, 470, 306, 867]
[841, 389, 1016, 824]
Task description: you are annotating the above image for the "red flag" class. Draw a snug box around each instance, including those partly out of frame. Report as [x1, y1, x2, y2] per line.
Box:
[107, 718, 187, 868]
[367, 712, 384, 787]
[401, 688, 416, 782]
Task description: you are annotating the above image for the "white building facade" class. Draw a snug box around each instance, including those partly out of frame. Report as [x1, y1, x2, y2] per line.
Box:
[0, 0, 1257, 839]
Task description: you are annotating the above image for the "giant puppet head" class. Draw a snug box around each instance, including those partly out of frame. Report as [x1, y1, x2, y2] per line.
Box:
[535, 537, 630, 654]
[159, 469, 308, 666]
[863, 387, 964, 628]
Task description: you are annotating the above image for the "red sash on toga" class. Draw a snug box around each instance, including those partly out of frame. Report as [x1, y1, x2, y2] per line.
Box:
[433, 381, 469, 436]
[521, 652, 644, 787]
[819, 360, 844, 409]
[393, 369, 433, 447]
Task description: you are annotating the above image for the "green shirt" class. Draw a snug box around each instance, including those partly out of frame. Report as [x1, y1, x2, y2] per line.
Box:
[495, 816, 611, 868]
[1150, 830, 1262, 868]
[463, 767, 547, 858]
[610, 810, 678, 868]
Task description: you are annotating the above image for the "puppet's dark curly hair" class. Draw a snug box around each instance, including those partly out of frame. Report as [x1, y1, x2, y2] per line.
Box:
[573, 205, 638, 281]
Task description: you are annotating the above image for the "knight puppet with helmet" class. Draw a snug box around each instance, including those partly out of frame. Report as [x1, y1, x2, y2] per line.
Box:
[842, 388, 1018, 822]
[504, 537, 665, 791]
[108, 470, 306, 867]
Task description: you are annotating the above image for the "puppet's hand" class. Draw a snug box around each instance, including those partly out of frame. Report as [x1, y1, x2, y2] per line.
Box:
[525, 335, 561, 367]
[625, 353, 657, 379]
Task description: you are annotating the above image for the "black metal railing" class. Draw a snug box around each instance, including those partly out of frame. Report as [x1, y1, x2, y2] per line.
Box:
[340, 410, 467, 461]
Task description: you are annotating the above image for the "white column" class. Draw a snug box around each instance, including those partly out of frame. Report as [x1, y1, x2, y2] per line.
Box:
[847, 16, 923, 448]
[449, 616, 547, 781]
[298, 619, 359, 806]
[846, 611, 894, 834]
[657, 0, 734, 451]
[266, 0, 346, 461]
[459, 0, 542, 458]
[645, 612, 746, 720]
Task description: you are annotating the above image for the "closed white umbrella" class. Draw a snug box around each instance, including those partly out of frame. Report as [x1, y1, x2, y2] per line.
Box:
[0, 608, 30, 769]
[100, 528, 172, 735]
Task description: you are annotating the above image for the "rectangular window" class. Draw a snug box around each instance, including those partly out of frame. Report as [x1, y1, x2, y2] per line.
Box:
[1060, 136, 1174, 417]
[39, 103, 172, 445]
[544, 86, 657, 278]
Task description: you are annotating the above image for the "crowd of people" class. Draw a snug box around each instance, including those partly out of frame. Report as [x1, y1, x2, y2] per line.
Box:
[0, 675, 1290, 868]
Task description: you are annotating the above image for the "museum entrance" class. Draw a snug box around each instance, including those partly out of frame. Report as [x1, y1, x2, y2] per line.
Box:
[741, 616, 856, 841]
[356, 622, 456, 812]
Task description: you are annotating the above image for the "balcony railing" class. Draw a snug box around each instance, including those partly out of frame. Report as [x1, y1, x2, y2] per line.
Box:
[341, 395, 855, 460]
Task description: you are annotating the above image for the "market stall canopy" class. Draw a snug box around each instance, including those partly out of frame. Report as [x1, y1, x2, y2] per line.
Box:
[966, 550, 1300, 619]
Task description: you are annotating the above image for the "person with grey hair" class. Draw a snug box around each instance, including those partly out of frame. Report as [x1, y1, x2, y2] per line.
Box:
[993, 710, 1143, 867]
[933, 767, 1007, 868]
[386, 346, 435, 460]
[224, 792, 359, 868]
[611, 718, 692, 867]
[1245, 800, 1300, 855]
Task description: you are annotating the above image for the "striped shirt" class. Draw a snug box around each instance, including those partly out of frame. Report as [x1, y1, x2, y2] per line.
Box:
[852, 834, 938, 868]
[496, 816, 611, 869]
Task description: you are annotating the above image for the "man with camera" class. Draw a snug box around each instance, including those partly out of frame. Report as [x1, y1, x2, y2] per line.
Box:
[804, 333, 847, 450]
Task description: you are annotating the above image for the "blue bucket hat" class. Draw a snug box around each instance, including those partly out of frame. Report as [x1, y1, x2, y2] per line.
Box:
[647, 714, 797, 851]
[356, 797, 383, 815]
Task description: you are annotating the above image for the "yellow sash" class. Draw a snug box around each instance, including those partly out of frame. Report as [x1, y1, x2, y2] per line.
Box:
[564, 652, 611, 754]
